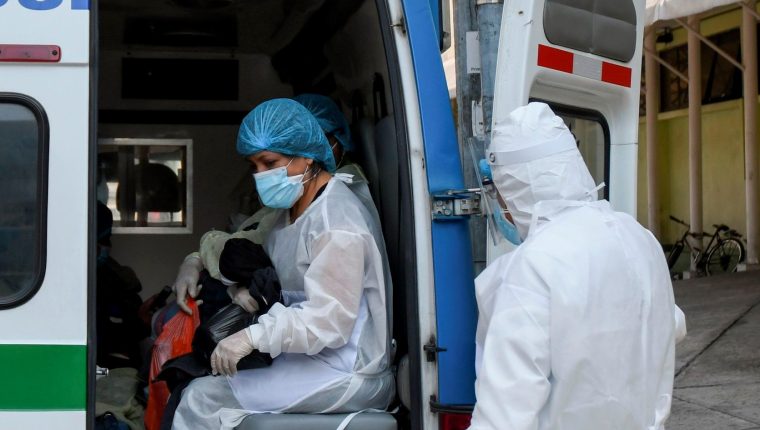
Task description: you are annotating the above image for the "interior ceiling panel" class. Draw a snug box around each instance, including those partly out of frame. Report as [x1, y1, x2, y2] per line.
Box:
[100, 0, 330, 55]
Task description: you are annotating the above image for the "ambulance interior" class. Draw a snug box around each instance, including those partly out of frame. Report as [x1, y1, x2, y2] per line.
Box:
[96, 0, 415, 427]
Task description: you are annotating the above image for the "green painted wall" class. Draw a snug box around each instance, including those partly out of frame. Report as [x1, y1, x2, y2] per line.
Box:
[638, 99, 749, 244]
[639, 6, 758, 245]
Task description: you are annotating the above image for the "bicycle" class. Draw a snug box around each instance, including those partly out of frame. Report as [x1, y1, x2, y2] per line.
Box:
[666, 215, 745, 277]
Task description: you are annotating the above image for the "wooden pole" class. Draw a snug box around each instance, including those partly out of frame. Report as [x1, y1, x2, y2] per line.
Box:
[743, 0, 759, 265]
[688, 15, 703, 270]
[645, 28, 661, 239]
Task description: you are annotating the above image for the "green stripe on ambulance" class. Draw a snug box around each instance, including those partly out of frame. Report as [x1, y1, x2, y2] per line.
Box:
[0, 344, 86, 410]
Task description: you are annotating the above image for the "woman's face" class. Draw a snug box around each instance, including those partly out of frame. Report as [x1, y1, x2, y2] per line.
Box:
[247, 151, 312, 176]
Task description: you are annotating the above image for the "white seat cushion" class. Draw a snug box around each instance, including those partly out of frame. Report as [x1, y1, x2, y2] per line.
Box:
[236, 412, 397, 430]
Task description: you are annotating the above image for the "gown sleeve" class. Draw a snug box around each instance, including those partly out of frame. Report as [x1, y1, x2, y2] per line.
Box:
[248, 229, 369, 357]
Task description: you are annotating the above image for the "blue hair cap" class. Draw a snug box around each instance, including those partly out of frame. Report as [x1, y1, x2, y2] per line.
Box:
[293, 94, 353, 152]
[237, 98, 336, 172]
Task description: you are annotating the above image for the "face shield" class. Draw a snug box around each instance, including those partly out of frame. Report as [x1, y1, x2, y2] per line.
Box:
[467, 141, 522, 247]
[487, 102, 602, 240]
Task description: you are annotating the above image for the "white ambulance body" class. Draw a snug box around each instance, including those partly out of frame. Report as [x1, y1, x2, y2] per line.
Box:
[0, 0, 643, 429]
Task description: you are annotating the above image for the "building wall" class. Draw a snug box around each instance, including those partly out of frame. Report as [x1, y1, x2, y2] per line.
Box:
[637, 6, 756, 245]
[638, 99, 749, 244]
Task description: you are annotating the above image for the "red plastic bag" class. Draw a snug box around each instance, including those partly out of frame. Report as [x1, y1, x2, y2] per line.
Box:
[145, 299, 200, 430]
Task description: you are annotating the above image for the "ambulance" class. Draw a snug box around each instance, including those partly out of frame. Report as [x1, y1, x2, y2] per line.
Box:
[0, 0, 643, 428]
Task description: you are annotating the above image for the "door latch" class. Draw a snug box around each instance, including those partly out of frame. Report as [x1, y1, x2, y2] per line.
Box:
[423, 336, 447, 362]
[431, 189, 482, 220]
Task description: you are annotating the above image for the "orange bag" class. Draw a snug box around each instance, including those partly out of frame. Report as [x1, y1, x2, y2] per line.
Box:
[144, 299, 200, 430]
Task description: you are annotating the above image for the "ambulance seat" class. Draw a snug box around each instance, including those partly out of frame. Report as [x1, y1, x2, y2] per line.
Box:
[236, 412, 397, 430]
[353, 116, 381, 206]
[373, 115, 400, 282]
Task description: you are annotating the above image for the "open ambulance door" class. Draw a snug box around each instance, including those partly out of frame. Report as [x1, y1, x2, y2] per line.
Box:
[489, 0, 645, 261]
[0, 1, 93, 428]
[390, 0, 478, 428]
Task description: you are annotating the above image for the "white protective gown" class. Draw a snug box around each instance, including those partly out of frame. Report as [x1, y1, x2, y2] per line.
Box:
[173, 177, 393, 430]
[230, 177, 393, 410]
[468, 102, 686, 430]
[193, 162, 379, 284]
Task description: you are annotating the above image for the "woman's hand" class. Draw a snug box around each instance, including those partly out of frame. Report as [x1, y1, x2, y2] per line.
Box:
[172, 254, 203, 315]
[231, 286, 260, 313]
[211, 328, 255, 376]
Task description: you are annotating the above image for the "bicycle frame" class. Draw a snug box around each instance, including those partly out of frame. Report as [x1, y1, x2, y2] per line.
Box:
[668, 215, 737, 272]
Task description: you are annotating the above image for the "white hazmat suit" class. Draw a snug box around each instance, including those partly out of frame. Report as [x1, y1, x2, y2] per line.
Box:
[173, 178, 394, 429]
[468, 103, 686, 430]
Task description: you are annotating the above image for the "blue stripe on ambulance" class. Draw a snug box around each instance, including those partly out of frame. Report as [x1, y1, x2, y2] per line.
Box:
[0, 0, 89, 10]
[402, 0, 478, 406]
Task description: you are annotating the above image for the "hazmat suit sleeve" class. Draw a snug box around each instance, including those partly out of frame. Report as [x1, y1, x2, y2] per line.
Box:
[469, 281, 551, 430]
[247, 230, 368, 357]
[674, 305, 687, 344]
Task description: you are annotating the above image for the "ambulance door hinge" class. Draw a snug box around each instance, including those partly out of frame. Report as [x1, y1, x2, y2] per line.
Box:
[431, 189, 482, 220]
[423, 336, 447, 362]
[390, 17, 407, 34]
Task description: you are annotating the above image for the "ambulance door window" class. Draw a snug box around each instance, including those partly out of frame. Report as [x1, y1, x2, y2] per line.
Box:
[0, 95, 48, 308]
[548, 105, 610, 198]
[564, 117, 607, 189]
[543, 0, 637, 62]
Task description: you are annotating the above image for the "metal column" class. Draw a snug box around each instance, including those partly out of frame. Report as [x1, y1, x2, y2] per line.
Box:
[743, 0, 759, 265]
[476, 0, 503, 139]
[454, 0, 486, 274]
[645, 28, 661, 239]
[688, 14, 703, 267]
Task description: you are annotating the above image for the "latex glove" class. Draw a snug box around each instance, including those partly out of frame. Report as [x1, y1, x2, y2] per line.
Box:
[229, 286, 260, 314]
[172, 254, 203, 315]
[211, 328, 254, 376]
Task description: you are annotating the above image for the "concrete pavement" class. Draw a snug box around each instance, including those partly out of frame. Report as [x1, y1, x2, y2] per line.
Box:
[669, 271, 760, 429]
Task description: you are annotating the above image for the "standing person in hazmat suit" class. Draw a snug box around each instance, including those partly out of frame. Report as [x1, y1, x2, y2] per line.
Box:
[172, 99, 394, 429]
[468, 103, 686, 430]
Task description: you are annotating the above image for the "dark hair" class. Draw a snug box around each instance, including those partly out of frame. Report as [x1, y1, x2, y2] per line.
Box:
[96, 201, 113, 247]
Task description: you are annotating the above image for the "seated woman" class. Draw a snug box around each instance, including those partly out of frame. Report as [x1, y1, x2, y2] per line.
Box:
[172, 99, 394, 429]
[172, 93, 384, 317]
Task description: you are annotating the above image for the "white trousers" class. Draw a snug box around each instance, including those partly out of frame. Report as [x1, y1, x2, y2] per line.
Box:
[172, 375, 240, 430]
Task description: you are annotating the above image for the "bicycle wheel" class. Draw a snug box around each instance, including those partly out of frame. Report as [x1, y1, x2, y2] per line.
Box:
[705, 238, 744, 275]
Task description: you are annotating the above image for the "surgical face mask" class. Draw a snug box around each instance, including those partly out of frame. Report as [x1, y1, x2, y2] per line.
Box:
[494, 210, 522, 246]
[253, 158, 306, 209]
[480, 178, 521, 246]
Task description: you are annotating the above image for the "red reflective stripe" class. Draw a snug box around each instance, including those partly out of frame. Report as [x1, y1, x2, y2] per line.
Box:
[601, 61, 632, 87]
[538, 44, 633, 88]
[439, 412, 472, 430]
[0, 45, 61, 62]
[537, 44, 573, 74]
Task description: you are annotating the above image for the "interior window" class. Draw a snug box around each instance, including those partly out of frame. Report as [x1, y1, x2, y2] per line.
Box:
[97, 138, 192, 233]
[0, 96, 47, 308]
